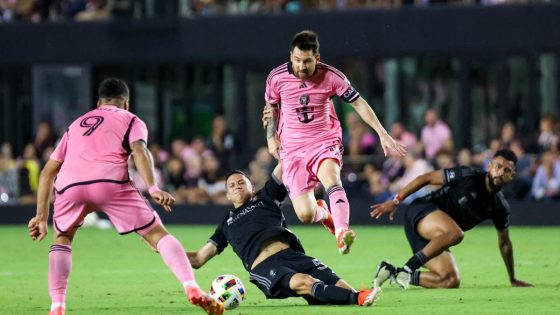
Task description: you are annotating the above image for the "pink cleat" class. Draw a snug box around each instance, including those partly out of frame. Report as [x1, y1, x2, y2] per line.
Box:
[317, 199, 335, 235]
[186, 286, 225, 315]
[48, 307, 65, 315]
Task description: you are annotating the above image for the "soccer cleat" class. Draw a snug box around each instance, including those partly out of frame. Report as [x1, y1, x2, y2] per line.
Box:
[373, 260, 397, 288]
[317, 199, 335, 235]
[48, 307, 65, 315]
[394, 267, 411, 290]
[186, 286, 225, 315]
[357, 287, 382, 306]
[337, 229, 356, 255]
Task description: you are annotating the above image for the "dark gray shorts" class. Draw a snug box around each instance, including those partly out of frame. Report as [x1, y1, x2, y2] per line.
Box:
[404, 199, 439, 253]
[249, 248, 340, 302]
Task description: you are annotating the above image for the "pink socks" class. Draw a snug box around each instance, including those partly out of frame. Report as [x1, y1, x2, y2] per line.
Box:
[327, 185, 350, 232]
[48, 245, 72, 307]
[156, 235, 197, 287]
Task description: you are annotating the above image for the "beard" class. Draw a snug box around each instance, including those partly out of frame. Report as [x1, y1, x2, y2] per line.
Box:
[487, 172, 504, 191]
[296, 71, 309, 79]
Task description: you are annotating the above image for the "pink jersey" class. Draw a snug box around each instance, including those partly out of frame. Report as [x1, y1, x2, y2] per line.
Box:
[50, 105, 148, 193]
[265, 62, 360, 156]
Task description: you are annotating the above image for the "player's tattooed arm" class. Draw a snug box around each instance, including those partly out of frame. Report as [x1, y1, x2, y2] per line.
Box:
[263, 103, 278, 139]
[264, 103, 280, 159]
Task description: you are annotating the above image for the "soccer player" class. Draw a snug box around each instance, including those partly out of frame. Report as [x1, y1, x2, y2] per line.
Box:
[186, 165, 381, 306]
[27, 79, 224, 315]
[370, 149, 533, 289]
[263, 30, 406, 254]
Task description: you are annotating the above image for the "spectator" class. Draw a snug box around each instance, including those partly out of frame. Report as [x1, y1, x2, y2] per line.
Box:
[344, 112, 378, 157]
[18, 143, 40, 204]
[364, 163, 391, 204]
[163, 156, 192, 204]
[248, 146, 274, 189]
[0, 0, 38, 22]
[388, 152, 434, 204]
[40, 146, 55, 167]
[531, 150, 560, 201]
[33, 122, 58, 159]
[197, 153, 228, 204]
[434, 148, 455, 169]
[420, 108, 452, 159]
[456, 148, 473, 167]
[149, 142, 169, 169]
[537, 114, 559, 153]
[1, 142, 16, 167]
[75, 0, 110, 21]
[504, 140, 533, 200]
[0, 152, 19, 204]
[390, 121, 418, 153]
[208, 115, 238, 170]
[127, 157, 164, 194]
[499, 121, 517, 149]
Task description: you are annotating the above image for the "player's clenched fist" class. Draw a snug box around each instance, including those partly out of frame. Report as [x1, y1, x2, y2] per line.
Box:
[28, 216, 48, 241]
[150, 190, 176, 212]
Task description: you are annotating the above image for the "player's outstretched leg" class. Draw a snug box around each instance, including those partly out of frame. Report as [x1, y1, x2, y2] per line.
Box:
[324, 184, 356, 254]
[317, 199, 335, 235]
[373, 261, 397, 288]
[144, 226, 224, 314]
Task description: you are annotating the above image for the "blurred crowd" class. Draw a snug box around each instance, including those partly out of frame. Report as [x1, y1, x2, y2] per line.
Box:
[0, 0, 545, 23]
[3, 110, 560, 206]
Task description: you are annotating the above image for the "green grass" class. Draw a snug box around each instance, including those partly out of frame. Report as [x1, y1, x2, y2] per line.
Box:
[1, 225, 559, 315]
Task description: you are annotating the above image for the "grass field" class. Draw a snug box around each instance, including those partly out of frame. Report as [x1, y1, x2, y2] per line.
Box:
[1, 225, 559, 315]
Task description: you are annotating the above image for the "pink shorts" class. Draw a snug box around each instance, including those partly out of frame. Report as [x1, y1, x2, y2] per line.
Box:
[52, 181, 161, 236]
[281, 141, 343, 200]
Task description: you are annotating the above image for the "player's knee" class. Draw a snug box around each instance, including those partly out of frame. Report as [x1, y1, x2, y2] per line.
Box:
[295, 207, 315, 224]
[323, 176, 342, 188]
[449, 230, 464, 245]
[441, 274, 461, 288]
[442, 229, 463, 246]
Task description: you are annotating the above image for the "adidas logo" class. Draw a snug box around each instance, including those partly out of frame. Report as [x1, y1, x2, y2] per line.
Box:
[335, 199, 346, 204]
[299, 82, 307, 88]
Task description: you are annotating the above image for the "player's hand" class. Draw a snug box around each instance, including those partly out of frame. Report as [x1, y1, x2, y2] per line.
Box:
[379, 133, 407, 157]
[262, 105, 274, 129]
[150, 190, 176, 212]
[28, 216, 48, 241]
[267, 136, 280, 160]
[511, 279, 533, 287]
[370, 200, 398, 220]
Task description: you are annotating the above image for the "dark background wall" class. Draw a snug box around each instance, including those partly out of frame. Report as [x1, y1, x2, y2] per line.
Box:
[1, 5, 559, 64]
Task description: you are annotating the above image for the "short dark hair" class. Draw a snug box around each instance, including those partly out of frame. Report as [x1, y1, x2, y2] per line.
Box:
[225, 170, 250, 184]
[98, 78, 129, 101]
[291, 30, 320, 55]
[494, 148, 517, 165]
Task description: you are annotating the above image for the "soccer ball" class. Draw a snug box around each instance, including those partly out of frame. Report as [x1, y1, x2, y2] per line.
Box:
[209, 274, 246, 309]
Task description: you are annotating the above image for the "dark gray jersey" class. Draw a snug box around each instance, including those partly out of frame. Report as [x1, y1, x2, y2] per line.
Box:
[423, 167, 510, 231]
[209, 178, 304, 271]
